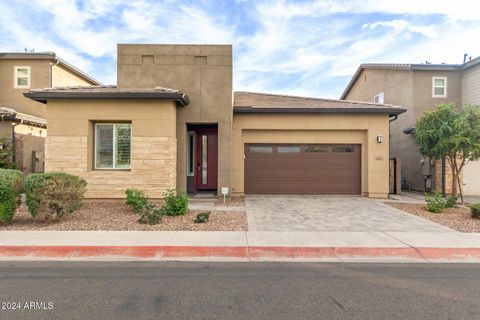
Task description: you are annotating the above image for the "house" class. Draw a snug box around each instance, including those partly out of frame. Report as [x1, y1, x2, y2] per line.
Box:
[0, 52, 101, 172]
[341, 57, 480, 195]
[24, 44, 405, 199]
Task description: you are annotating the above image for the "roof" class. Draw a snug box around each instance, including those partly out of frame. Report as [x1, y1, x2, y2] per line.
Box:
[24, 85, 190, 106]
[234, 91, 406, 116]
[341, 57, 480, 99]
[0, 107, 47, 128]
[0, 52, 102, 86]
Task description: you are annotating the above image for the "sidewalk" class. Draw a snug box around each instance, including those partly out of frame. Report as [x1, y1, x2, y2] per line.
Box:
[1, 230, 480, 263]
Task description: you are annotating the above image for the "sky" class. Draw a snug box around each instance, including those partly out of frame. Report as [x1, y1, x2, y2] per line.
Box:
[1, 0, 479, 98]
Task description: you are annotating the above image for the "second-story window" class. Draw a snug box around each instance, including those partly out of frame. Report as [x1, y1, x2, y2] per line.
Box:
[432, 77, 447, 98]
[373, 92, 384, 104]
[14, 66, 31, 88]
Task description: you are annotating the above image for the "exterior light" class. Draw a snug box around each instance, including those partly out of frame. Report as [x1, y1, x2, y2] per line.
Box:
[377, 135, 384, 143]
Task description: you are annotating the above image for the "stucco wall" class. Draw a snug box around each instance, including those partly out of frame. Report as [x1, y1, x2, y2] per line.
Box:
[0, 59, 49, 118]
[117, 44, 233, 193]
[45, 99, 177, 198]
[52, 64, 94, 87]
[232, 113, 390, 198]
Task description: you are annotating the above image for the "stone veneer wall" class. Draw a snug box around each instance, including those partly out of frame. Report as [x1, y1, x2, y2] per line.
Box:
[45, 136, 176, 198]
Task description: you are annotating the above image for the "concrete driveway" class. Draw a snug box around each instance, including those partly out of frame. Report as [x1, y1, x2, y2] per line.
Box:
[245, 195, 451, 232]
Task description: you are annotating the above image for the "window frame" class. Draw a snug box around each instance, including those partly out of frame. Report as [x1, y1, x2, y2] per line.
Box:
[13, 66, 31, 89]
[94, 123, 132, 170]
[373, 92, 384, 104]
[186, 131, 195, 176]
[432, 76, 447, 98]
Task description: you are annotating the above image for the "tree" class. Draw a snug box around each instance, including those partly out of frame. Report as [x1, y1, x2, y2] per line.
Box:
[414, 103, 480, 203]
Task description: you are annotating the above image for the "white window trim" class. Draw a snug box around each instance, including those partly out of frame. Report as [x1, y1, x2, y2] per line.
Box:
[373, 92, 384, 104]
[186, 131, 195, 176]
[13, 66, 31, 89]
[94, 123, 131, 170]
[432, 76, 447, 98]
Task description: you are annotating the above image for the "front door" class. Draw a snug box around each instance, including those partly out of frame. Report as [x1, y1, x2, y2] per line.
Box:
[195, 128, 218, 191]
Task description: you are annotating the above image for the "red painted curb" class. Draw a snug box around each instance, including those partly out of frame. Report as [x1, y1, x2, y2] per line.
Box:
[0, 246, 479, 261]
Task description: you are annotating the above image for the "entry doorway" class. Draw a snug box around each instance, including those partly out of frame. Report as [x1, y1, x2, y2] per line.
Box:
[186, 124, 218, 194]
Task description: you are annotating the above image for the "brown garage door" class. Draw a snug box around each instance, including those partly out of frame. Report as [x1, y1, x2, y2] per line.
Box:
[244, 144, 361, 195]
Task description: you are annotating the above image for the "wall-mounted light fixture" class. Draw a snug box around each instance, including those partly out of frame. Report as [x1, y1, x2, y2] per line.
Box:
[377, 135, 384, 143]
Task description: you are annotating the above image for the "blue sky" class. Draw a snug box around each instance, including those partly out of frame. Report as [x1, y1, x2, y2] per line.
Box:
[1, 0, 479, 98]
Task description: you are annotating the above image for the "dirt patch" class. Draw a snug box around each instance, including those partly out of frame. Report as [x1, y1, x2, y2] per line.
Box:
[387, 203, 480, 232]
[0, 201, 247, 231]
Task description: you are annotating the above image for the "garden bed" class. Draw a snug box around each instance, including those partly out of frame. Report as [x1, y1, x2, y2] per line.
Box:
[387, 203, 480, 232]
[0, 201, 247, 231]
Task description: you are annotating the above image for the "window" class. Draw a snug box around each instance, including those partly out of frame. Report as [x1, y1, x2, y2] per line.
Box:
[332, 145, 354, 153]
[249, 146, 273, 153]
[14, 66, 31, 88]
[277, 146, 301, 153]
[95, 123, 131, 169]
[432, 77, 447, 97]
[373, 92, 384, 104]
[187, 132, 195, 176]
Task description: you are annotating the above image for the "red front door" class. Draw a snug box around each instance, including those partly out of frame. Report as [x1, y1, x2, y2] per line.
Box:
[195, 129, 218, 191]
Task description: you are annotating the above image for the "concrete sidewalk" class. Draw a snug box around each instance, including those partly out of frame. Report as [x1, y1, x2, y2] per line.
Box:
[1, 230, 480, 263]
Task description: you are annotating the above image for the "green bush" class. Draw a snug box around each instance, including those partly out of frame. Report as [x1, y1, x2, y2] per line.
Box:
[0, 169, 23, 223]
[193, 212, 210, 223]
[163, 189, 188, 216]
[138, 204, 164, 225]
[24, 173, 87, 220]
[125, 188, 148, 213]
[470, 204, 480, 219]
[425, 192, 447, 213]
[445, 195, 458, 208]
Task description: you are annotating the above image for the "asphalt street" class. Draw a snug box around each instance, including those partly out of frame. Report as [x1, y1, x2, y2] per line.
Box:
[0, 262, 479, 319]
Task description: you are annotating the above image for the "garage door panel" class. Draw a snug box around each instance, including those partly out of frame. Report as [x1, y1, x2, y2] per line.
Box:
[245, 143, 360, 195]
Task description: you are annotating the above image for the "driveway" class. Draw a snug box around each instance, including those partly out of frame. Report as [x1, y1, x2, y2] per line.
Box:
[245, 195, 450, 232]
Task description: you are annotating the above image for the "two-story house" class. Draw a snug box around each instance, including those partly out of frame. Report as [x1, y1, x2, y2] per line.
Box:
[0, 52, 100, 172]
[341, 56, 480, 195]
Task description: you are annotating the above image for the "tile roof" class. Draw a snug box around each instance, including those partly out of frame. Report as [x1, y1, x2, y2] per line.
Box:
[234, 91, 405, 115]
[24, 85, 190, 106]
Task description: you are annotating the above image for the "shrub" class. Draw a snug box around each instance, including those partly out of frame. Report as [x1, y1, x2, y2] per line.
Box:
[470, 204, 480, 219]
[125, 188, 149, 213]
[163, 189, 188, 216]
[193, 212, 210, 223]
[425, 192, 447, 213]
[24, 173, 87, 220]
[0, 169, 23, 223]
[445, 195, 458, 208]
[138, 204, 164, 225]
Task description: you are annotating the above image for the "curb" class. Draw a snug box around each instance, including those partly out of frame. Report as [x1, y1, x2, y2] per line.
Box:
[1, 246, 480, 262]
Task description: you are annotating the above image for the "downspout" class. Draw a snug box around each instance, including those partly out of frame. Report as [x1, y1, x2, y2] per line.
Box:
[49, 58, 60, 87]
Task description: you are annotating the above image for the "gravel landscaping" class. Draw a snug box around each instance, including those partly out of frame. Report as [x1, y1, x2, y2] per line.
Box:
[214, 196, 245, 207]
[0, 201, 247, 231]
[387, 203, 480, 232]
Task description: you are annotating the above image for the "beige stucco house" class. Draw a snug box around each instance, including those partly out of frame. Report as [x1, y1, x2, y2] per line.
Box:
[25, 44, 405, 199]
[0, 52, 100, 172]
[341, 57, 480, 195]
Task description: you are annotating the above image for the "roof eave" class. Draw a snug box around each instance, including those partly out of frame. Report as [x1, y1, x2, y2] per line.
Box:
[23, 91, 190, 106]
[233, 107, 406, 116]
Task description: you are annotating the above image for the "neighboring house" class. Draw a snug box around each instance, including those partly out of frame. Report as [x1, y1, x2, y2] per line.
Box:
[341, 57, 480, 195]
[24, 44, 405, 199]
[0, 52, 100, 172]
